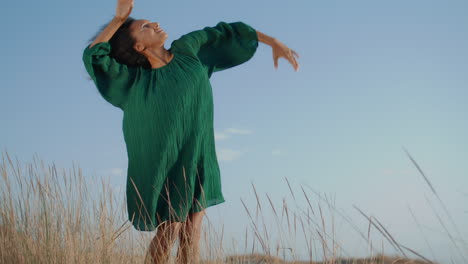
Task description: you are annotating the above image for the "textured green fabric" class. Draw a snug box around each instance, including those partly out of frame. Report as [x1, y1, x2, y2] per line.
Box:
[83, 21, 258, 231]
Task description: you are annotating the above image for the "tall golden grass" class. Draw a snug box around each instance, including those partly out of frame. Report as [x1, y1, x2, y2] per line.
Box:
[1, 149, 462, 263]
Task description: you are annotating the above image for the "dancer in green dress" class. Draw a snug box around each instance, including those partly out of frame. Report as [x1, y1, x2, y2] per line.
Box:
[83, 0, 299, 262]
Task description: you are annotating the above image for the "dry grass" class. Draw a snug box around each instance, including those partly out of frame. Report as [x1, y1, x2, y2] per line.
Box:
[0, 151, 148, 264]
[223, 254, 430, 264]
[0, 150, 458, 263]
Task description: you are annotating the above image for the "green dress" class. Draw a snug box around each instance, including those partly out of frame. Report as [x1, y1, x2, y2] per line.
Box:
[82, 21, 258, 231]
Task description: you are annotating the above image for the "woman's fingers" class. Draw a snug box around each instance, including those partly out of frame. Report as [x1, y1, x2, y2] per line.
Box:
[289, 56, 299, 71]
[292, 50, 300, 59]
[278, 56, 299, 71]
[272, 44, 300, 71]
[283, 48, 299, 71]
[116, 0, 133, 19]
[285, 51, 299, 71]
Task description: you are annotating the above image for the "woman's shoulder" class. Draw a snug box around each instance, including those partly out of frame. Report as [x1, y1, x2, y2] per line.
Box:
[83, 41, 112, 59]
[169, 26, 212, 51]
[169, 36, 196, 57]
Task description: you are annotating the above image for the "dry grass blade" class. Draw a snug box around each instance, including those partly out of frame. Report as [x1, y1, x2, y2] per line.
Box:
[399, 244, 435, 264]
[372, 217, 408, 259]
[304, 184, 377, 253]
[316, 229, 330, 261]
[285, 177, 297, 202]
[299, 216, 313, 261]
[240, 198, 268, 254]
[284, 198, 290, 231]
[318, 204, 326, 243]
[367, 216, 372, 244]
[266, 194, 278, 218]
[251, 183, 262, 219]
[424, 195, 466, 263]
[404, 147, 468, 261]
[407, 205, 437, 262]
[354, 205, 405, 257]
[403, 148, 468, 251]
[110, 221, 132, 243]
[403, 147, 437, 196]
[298, 204, 351, 259]
[301, 185, 315, 216]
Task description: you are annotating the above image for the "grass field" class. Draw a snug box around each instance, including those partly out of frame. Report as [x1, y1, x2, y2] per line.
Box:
[1, 150, 465, 263]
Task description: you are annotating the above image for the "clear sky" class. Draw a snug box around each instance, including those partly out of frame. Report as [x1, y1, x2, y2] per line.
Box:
[2, 0, 468, 262]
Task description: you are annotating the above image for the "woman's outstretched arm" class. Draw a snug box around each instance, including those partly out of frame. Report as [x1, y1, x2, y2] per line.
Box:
[89, 0, 134, 48]
[256, 30, 300, 71]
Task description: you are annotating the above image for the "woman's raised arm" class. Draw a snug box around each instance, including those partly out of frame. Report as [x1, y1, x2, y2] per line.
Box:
[256, 30, 300, 71]
[89, 0, 134, 48]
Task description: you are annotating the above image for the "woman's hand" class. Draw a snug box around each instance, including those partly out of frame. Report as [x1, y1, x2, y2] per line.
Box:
[272, 38, 300, 71]
[116, 0, 134, 20]
[89, 0, 133, 47]
[256, 30, 300, 71]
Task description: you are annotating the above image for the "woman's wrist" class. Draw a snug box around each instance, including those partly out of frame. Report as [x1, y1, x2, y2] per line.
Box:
[113, 15, 127, 23]
[256, 30, 277, 47]
[89, 16, 126, 48]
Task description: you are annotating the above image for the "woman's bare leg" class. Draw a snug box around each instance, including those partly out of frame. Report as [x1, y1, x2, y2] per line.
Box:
[176, 210, 205, 264]
[148, 221, 182, 264]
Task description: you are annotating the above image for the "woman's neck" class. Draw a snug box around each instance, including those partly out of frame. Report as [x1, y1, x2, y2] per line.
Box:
[143, 47, 174, 69]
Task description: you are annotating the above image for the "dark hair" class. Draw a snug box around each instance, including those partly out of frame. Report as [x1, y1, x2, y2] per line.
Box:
[91, 17, 151, 69]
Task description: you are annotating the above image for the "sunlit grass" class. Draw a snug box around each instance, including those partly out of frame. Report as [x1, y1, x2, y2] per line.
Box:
[1, 150, 461, 263]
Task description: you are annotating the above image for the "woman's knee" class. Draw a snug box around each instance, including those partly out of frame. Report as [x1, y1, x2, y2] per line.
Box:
[156, 221, 183, 238]
[188, 210, 205, 224]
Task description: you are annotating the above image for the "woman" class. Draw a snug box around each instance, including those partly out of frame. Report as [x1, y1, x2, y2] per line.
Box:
[83, 0, 299, 262]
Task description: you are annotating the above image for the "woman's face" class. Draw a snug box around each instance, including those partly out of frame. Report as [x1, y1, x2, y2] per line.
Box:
[130, 19, 168, 51]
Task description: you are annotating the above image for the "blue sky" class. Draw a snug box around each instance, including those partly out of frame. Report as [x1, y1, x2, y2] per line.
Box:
[2, 0, 468, 261]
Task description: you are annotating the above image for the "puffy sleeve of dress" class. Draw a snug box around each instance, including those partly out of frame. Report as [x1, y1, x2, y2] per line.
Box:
[82, 42, 137, 109]
[171, 21, 259, 77]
